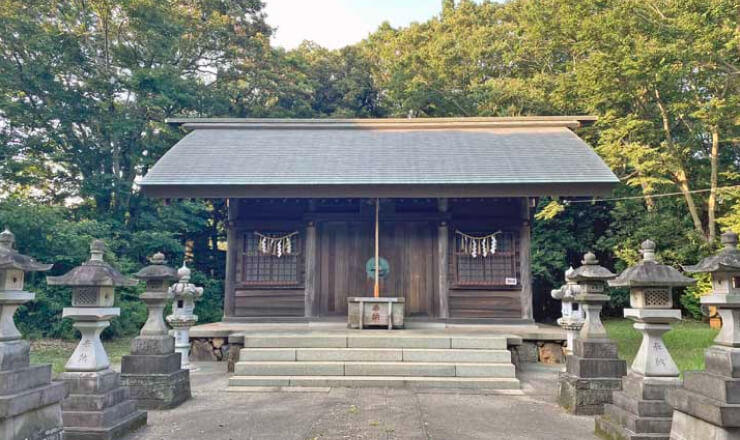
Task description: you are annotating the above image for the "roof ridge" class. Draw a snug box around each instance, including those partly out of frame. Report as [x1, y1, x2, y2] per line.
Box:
[165, 116, 597, 130]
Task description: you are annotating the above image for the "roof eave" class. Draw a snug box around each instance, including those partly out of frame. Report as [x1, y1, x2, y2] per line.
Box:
[139, 181, 618, 199]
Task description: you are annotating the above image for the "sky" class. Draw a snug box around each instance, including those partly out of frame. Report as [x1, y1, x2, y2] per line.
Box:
[263, 0, 444, 50]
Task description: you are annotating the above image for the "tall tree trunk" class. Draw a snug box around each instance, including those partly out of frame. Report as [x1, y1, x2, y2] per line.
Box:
[655, 88, 706, 239]
[673, 168, 705, 238]
[638, 175, 656, 211]
[708, 125, 720, 242]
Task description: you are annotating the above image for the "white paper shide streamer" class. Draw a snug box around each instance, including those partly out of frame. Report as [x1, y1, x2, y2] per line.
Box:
[255, 231, 298, 258]
[456, 230, 501, 258]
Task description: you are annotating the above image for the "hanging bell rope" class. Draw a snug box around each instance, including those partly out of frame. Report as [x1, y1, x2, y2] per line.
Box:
[255, 231, 298, 258]
[455, 230, 502, 258]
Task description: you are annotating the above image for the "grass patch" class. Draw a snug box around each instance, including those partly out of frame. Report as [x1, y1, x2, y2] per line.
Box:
[605, 318, 718, 373]
[30, 338, 133, 376]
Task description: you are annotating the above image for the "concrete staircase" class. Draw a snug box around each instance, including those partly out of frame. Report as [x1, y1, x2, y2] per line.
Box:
[228, 333, 521, 390]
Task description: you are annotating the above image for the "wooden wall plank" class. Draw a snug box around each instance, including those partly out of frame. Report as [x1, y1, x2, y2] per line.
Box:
[234, 289, 304, 317]
[448, 290, 522, 318]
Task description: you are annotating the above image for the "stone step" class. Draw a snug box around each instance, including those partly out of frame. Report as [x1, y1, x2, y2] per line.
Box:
[234, 361, 516, 378]
[402, 349, 511, 363]
[244, 335, 348, 348]
[239, 348, 511, 363]
[240, 348, 400, 362]
[228, 375, 522, 390]
[241, 334, 508, 350]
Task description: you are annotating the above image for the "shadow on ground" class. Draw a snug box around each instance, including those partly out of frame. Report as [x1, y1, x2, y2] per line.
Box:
[121, 362, 598, 440]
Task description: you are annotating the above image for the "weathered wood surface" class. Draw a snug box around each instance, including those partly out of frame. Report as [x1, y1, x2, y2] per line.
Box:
[438, 222, 449, 319]
[318, 221, 373, 315]
[519, 198, 534, 321]
[380, 220, 438, 317]
[448, 290, 522, 318]
[223, 198, 238, 317]
[303, 222, 318, 317]
[228, 198, 528, 319]
[234, 289, 304, 317]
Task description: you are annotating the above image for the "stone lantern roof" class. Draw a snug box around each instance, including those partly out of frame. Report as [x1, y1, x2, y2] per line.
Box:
[47, 239, 137, 287]
[683, 231, 740, 274]
[610, 240, 696, 287]
[134, 252, 178, 281]
[569, 252, 616, 281]
[0, 228, 52, 272]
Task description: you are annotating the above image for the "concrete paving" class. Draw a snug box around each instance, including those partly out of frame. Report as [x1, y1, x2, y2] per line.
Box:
[121, 362, 598, 440]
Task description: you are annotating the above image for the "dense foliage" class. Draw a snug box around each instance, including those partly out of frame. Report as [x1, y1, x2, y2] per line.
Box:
[0, 0, 737, 337]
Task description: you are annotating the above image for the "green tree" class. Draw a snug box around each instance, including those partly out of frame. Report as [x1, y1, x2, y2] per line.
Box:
[0, 0, 271, 337]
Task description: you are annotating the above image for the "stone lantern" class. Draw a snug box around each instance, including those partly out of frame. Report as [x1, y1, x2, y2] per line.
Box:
[551, 267, 584, 355]
[559, 252, 626, 415]
[0, 229, 65, 440]
[120, 252, 190, 409]
[46, 239, 146, 440]
[595, 239, 695, 440]
[666, 231, 740, 440]
[166, 262, 203, 370]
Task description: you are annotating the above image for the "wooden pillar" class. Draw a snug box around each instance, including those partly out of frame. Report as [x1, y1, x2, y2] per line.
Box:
[304, 221, 318, 318]
[438, 198, 449, 319]
[223, 198, 239, 319]
[520, 197, 533, 322]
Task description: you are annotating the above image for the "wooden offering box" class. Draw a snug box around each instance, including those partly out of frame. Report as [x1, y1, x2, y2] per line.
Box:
[348, 297, 405, 329]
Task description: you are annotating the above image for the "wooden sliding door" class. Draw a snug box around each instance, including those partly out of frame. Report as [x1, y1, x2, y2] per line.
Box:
[316, 219, 438, 318]
[380, 221, 438, 317]
[317, 221, 373, 315]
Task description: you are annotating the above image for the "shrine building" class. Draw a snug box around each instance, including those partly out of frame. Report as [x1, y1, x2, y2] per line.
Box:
[140, 117, 618, 325]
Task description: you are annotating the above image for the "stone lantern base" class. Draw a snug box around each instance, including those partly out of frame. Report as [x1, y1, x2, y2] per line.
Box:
[60, 368, 147, 440]
[119, 336, 191, 410]
[665, 345, 740, 440]
[0, 341, 66, 440]
[559, 338, 627, 415]
[595, 373, 681, 440]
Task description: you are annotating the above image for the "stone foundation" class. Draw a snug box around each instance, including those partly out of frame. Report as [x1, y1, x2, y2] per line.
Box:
[118, 369, 190, 410]
[559, 372, 623, 415]
[0, 395, 65, 440]
[669, 410, 740, 440]
[559, 338, 627, 415]
[0, 346, 65, 440]
[120, 336, 191, 409]
[61, 369, 147, 440]
[190, 337, 243, 372]
[194, 336, 564, 372]
[665, 346, 740, 439]
[595, 373, 680, 440]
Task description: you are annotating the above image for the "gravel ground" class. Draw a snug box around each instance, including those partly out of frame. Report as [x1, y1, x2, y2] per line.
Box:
[121, 362, 598, 440]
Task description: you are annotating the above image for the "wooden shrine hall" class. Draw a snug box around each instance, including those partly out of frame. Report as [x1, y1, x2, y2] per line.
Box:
[140, 117, 618, 325]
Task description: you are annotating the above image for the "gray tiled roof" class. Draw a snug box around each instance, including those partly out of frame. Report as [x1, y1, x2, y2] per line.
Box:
[142, 120, 617, 193]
